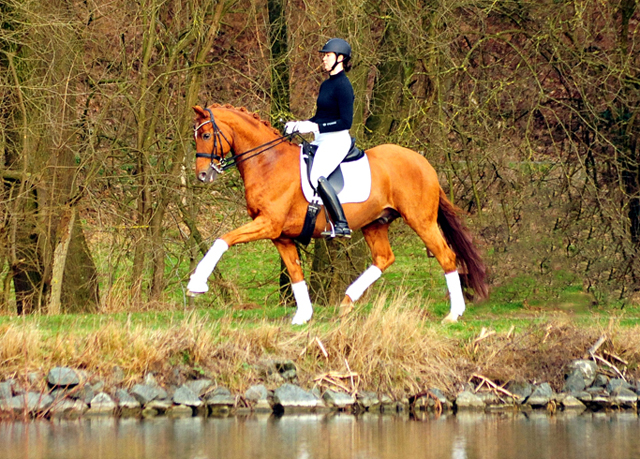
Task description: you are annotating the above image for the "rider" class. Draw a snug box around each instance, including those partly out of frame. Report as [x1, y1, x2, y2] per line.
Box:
[285, 38, 354, 238]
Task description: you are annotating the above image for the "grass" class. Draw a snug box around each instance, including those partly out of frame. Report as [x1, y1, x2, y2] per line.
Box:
[2, 290, 640, 399]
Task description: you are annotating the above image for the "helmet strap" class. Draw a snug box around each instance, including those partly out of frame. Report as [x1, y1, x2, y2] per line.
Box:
[328, 54, 344, 74]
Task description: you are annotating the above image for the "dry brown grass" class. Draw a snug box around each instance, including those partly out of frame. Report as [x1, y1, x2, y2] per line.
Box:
[1, 300, 639, 397]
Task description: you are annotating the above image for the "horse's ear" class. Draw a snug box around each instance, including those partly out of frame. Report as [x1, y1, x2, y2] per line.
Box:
[193, 105, 207, 120]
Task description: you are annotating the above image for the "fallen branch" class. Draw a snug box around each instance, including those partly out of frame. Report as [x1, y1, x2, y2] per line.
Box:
[602, 350, 628, 366]
[470, 373, 521, 400]
[314, 371, 360, 394]
[316, 337, 329, 360]
[585, 334, 607, 359]
[592, 354, 626, 381]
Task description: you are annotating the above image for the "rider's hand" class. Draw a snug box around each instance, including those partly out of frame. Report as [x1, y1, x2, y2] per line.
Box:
[284, 121, 298, 135]
[284, 120, 319, 135]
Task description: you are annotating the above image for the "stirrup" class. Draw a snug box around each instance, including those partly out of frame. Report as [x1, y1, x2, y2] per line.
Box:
[321, 222, 352, 239]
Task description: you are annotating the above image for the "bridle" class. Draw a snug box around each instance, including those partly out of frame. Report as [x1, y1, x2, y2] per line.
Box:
[194, 107, 295, 181]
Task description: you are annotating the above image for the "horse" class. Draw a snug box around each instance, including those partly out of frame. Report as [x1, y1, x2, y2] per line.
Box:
[187, 104, 488, 325]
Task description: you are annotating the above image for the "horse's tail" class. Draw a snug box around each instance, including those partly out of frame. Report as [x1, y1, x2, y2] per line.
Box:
[437, 189, 488, 299]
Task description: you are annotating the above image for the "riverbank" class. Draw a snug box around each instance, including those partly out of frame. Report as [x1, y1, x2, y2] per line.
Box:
[1, 293, 640, 421]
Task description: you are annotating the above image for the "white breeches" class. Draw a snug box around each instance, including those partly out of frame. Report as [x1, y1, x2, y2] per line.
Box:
[310, 130, 351, 188]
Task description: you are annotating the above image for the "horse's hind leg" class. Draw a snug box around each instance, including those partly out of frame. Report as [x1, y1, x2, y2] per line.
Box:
[272, 238, 313, 325]
[407, 221, 465, 324]
[340, 222, 395, 317]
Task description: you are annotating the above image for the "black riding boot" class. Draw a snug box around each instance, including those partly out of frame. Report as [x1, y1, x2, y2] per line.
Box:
[317, 176, 352, 238]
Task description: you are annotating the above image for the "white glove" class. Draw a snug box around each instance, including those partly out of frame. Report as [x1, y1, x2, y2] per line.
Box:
[284, 121, 298, 135]
[285, 120, 319, 135]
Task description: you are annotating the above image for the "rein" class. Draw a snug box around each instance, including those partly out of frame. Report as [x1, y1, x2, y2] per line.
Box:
[195, 108, 294, 176]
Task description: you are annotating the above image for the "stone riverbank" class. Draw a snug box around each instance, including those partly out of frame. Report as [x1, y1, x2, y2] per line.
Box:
[1, 357, 639, 421]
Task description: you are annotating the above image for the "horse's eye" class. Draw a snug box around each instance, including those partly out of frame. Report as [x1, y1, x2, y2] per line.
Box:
[202, 133, 211, 141]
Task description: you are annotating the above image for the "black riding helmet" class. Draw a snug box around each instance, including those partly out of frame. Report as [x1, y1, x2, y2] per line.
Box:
[319, 38, 351, 58]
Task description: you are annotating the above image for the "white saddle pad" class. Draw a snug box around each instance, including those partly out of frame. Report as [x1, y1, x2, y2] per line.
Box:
[299, 148, 372, 204]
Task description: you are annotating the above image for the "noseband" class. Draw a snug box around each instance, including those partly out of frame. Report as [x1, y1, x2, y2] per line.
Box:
[194, 108, 297, 180]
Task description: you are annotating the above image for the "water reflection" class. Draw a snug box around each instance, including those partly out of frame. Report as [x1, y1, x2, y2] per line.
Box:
[1, 412, 640, 459]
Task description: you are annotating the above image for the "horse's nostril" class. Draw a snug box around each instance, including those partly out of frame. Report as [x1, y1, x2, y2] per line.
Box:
[198, 171, 207, 182]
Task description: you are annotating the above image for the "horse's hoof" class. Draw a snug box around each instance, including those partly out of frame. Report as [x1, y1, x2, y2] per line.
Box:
[186, 290, 203, 298]
[291, 308, 313, 325]
[339, 296, 354, 318]
[441, 313, 459, 325]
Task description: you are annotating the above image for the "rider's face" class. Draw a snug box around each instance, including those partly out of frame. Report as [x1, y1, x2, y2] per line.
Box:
[322, 52, 342, 72]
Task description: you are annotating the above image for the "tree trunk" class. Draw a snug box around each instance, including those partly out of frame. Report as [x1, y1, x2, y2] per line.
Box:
[309, 233, 368, 305]
[2, 1, 100, 314]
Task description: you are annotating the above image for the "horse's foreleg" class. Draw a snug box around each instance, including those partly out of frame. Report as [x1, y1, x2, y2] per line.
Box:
[187, 239, 229, 295]
[187, 217, 281, 296]
[272, 238, 312, 325]
[340, 223, 395, 317]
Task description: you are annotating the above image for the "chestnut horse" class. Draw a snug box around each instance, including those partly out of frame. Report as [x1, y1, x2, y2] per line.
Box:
[187, 104, 487, 324]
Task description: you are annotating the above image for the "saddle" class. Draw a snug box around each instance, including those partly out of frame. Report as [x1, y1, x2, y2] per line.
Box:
[301, 137, 365, 194]
[296, 138, 365, 245]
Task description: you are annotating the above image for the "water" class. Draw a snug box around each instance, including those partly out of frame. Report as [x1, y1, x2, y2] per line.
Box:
[2, 412, 640, 459]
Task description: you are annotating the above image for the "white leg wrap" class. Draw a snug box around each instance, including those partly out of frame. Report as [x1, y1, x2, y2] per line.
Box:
[291, 281, 313, 325]
[345, 266, 382, 302]
[187, 239, 229, 293]
[445, 270, 466, 317]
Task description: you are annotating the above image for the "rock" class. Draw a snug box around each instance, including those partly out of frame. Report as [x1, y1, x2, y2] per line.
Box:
[565, 360, 597, 387]
[2, 392, 54, 413]
[575, 391, 593, 403]
[114, 389, 141, 417]
[505, 381, 533, 403]
[92, 381, 105, 394]
[47, 367, 81, 388]
[476, 392, 500, 405]
[255, 359, 297, 383]
[429, 388, 448, 405]
[356, 391, 380, 411]
[205, 387, 235, 416]
[590, 393, 611, 407]
[49, 399, 88, 419]
[147, 399, 172, 413]
[130, 384, 166, 405]
[274, 360, 297, 382]
[204, 387, 235, 406]
[606, 378, 632, 394]
[0, 380, 15, 399]
[245, 384, 268, 401]
[378, 394, 396, 412]
[173, 385, 203, 407]
[413, 389, 451, 411]
[560, 395, 586, 412]
[272, 384, 321, 411]
[611, 387, 637, 407]
[144, 373, 160, 387]
[185, 379, 213, 397]
[244, 384, 271, 412]
[455, 391, 485, 410]
[526, 383, 554, 407]
[75, 384, 95, 404]
[87, 392, 116, 415]
[563, 370, 586, 393]
[323, 390, 355, 409]
[593, 374, 608, 388]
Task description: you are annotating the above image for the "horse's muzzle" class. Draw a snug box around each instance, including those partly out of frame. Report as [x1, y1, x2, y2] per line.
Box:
[198, 169, 219, 183]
